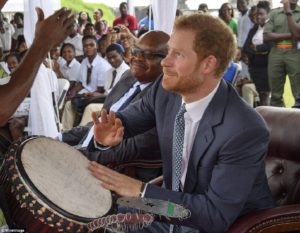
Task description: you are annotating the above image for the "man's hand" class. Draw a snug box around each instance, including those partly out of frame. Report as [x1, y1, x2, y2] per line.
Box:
[34, 7, 74, 50]
[92, 109, 124, 146]
[282, 0, 292, 13]
[88, 161, 143, 197]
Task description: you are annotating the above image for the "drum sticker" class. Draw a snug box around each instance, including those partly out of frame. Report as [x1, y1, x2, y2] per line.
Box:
[117, 197, 191, 220]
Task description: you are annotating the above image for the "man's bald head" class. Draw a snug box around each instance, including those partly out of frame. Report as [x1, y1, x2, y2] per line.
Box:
[137, 30, 170, 54]
[130, 30, 170, 83]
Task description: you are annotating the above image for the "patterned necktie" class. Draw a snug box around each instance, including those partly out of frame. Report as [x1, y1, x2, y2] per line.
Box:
[170, 104, 186, 233]
[109, 70, 117, 89]
[172, 104, 186, 192]
[86, 65, 93, 85]
[118, 85, 141, 111]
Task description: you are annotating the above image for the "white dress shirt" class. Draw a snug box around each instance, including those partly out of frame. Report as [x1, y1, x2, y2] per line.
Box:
[237, 10, 253, 48]
[252, 25, 264, 46]
[0, 22, 15, 51]
[78, 55, 111, 94]
[180, 82, 220, 187]
[60, 58, 81, 82]
[104, 61, 130, 93]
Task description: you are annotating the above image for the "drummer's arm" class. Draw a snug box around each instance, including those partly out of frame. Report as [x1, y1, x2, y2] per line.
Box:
[0, 0, 7, 10]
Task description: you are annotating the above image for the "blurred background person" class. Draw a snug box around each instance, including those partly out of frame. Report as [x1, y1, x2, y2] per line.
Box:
[113, 2, 138, 35]
[198, 3, 209, 13]
[243, 1, 272, 106]
[219, 3, 237, 36]
[78, 11, 92, 35]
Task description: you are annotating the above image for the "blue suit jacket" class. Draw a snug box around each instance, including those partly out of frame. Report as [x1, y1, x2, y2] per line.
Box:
[117, 77, 275, 233]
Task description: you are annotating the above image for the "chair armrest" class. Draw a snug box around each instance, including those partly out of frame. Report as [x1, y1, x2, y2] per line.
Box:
[111, 160, 163, 170]
[227, 204, 300, 233]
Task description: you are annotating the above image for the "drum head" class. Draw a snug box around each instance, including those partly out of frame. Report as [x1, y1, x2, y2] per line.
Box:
[16, 137, 112, 222]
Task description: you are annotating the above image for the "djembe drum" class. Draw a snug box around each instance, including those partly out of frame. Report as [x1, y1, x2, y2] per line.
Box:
[0, 136, 113, 232]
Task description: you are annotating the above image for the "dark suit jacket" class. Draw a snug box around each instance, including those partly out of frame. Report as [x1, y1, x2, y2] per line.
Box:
[63, 70, 161, 164]
[116, 77, 275, 233]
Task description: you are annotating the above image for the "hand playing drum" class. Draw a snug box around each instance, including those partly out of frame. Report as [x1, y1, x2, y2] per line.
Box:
[88, 161, 143, 198]
[92, 109, 124, 147]
[90, 109, 143, 197]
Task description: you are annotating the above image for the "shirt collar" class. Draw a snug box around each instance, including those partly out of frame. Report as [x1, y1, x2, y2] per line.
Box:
[64, 58, 76, 68]
[86, 54, 101, 68]
[115, 61, 126, 72]
[184, 81, 220, 123]
[134, 81, 151, 91]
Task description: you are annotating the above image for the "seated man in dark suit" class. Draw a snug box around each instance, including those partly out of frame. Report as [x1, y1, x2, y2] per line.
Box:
[89, 14, 275, 232]
[62, 30, 169, 182]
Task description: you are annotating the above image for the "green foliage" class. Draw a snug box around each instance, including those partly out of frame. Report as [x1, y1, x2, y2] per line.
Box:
[61, 0, 116, 26]
[284, 77, 295, 107]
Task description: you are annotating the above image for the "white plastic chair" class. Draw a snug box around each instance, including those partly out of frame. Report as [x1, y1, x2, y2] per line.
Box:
[57, 79, 70, 110]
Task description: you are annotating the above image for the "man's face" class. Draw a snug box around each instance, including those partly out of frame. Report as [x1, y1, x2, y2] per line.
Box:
[237, 0, 249, 12]
[83, 38, 97, 57]
[130, 37, 165, 83]
[120, 4, 128, 16]
[107, 50, 123, 68]
[93, 10, 102, 21]
[161, 29, 205, 97]
[84, 26, 95, 36]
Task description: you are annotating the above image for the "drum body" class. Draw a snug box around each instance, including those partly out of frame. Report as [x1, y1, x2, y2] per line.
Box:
[0, 136, 112, 232]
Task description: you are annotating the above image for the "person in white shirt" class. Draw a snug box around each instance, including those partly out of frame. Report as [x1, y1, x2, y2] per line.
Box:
[104, 43, 129, 93]
[237, 0, 254, 82]
[64, 21, 84, 61]
[54, 43, 81, 90]
[11, 12, 23, 51]
[0, 12, 15, 59]
[61, 35, 111, 130]
[79, 43, 129, 126]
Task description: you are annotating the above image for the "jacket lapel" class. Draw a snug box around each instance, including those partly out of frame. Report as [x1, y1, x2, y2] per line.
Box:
[184, 80, 229, 193]
[103, 70, 136, 109]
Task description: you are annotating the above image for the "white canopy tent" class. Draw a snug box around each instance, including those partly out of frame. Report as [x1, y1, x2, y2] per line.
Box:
[1, 0, 60, 12]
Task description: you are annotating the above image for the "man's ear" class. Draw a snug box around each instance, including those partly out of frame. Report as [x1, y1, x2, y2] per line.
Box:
[201, 55, 217, 75]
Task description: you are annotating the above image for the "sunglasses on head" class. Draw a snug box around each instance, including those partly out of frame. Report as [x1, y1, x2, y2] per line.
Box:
[131, 47, 166, 59]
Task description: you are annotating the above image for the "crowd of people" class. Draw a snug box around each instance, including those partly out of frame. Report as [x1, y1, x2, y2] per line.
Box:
[1, 0, 299, 138]
[0, 0, 299, 232]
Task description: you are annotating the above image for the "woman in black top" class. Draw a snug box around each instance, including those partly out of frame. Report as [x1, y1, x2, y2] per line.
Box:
[243, 1, 273, 106]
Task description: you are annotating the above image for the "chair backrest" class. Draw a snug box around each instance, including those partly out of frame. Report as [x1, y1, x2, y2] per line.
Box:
[223, 62, 241, 85]
[257, 106, 300, 206]
[57, 79, 70, 110]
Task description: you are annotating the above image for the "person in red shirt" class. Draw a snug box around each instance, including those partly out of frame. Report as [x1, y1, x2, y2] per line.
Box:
[113, 2, 138, 34]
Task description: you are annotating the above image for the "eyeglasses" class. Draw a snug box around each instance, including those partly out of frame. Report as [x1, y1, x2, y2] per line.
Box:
[131, 47, 166, 59]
